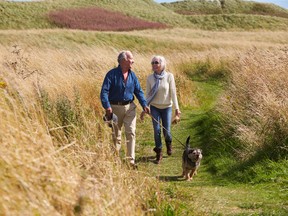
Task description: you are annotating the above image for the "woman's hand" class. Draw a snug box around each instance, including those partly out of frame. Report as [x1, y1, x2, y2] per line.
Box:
[175, 109, 181, 117]
[140, 111, 146, 121]
[172, 109, 181, 124]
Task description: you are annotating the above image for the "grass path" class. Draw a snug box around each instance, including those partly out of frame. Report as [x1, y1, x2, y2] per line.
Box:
[135, 80, 287, 215]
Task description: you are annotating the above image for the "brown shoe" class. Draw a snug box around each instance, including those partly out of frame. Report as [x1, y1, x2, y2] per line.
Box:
[153, 147, 163, 164]
[166, 142, 172, 156]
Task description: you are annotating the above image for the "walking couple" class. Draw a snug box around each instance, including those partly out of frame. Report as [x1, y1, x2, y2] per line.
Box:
[100, 50, 181, 166]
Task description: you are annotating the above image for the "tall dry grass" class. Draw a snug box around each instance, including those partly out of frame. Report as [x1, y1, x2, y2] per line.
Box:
[1, 28, 287, 214]
[0, 45, 159, 215]
[217, 47, 288, 160]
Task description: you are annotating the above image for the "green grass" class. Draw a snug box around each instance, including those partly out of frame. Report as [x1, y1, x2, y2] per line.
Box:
[135, 61, 288, 215]
[162, 0, 288, 18]
[0, 30, 209, 53]
[187, 14, 288, 31]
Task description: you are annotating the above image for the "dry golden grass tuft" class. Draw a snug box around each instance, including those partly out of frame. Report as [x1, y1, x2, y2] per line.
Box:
[0, 90, 157, 214]
[218, 47, 288, 159]
[0, 90, 78, 214]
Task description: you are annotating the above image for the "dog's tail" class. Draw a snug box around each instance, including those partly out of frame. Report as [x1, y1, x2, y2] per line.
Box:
[185, 136, 190, 149]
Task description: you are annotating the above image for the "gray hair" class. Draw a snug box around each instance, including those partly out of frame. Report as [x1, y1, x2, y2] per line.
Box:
[152, 55, 166, 71]
[117, 50, 131, 64]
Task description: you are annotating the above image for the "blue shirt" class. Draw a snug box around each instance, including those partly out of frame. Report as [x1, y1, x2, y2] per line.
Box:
[100, 66, 147, 109]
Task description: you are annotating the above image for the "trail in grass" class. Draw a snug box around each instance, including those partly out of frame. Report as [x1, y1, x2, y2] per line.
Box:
[136, 80, 286, 215]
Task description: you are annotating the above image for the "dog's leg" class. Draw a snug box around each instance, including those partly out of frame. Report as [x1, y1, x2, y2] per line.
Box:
[183, 170, 189, 180]
[190, 169, 196, 180]
[182, 163, 186, 177]
[187, 171, 191, 181]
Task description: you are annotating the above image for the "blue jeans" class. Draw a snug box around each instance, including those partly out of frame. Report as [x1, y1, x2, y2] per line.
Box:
[150, 105, 172, 149]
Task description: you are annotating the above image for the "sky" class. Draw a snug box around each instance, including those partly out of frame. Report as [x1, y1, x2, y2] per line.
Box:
[154, 0, 288, 9]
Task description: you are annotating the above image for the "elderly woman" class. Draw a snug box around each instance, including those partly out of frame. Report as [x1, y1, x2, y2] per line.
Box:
[142, 55, 181, 164]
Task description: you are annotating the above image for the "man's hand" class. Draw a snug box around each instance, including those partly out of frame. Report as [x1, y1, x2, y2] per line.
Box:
[140, 111, 146, 121]
[143, 106, 150, 114]
[105, 107, 113, 120]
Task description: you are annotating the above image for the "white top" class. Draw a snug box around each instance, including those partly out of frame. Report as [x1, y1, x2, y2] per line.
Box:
[146, 72, 179, 110]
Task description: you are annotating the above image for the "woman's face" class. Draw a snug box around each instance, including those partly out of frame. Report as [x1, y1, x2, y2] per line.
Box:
[151, 58, 162, 73]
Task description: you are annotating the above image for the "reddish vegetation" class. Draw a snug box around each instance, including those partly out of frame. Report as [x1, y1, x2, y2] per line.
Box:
[48, 7, 168, 31]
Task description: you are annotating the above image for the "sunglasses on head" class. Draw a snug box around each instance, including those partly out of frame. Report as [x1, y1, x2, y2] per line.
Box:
[151, 61, 160, 65]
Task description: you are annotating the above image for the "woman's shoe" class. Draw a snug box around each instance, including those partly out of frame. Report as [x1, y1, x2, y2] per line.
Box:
[153, 147, 163, 164]
[166, 142, 172, 156]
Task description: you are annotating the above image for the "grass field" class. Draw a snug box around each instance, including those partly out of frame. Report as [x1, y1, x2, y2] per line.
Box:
[0, 0, 288, 215]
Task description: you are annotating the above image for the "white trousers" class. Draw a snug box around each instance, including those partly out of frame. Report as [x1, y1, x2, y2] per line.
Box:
[111, 102, 137, 162]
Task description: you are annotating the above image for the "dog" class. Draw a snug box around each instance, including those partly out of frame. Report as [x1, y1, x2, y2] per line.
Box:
[182, 136, 202, 181]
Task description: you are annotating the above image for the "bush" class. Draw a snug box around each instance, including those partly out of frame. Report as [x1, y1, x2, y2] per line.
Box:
[180, 58, 230, 82]
[48, 7, 168, 31]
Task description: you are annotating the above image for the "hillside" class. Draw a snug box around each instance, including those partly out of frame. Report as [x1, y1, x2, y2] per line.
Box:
[161, 0, 288, 30]
[1, 0, 288, 31]
[0, 0, 191, 29]
[162, 0, 288, 18]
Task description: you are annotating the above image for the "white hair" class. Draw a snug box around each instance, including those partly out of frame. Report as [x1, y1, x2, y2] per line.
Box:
[117, 50, 132, 64]
[152, 55, 166, 71]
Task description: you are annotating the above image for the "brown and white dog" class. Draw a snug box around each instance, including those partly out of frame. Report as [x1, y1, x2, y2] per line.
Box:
[182, 136, 202, 181]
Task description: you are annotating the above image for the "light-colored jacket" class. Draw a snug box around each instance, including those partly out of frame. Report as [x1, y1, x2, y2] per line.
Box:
[146, 72, 179, 110]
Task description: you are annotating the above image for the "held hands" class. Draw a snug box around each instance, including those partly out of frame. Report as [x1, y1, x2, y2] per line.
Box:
[140, 106, 150, 121]
[140, 111, 146, 121]
[143, 106, 150, 114]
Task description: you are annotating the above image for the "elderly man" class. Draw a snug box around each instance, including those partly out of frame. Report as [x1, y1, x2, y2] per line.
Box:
[100, 50, 149, 166]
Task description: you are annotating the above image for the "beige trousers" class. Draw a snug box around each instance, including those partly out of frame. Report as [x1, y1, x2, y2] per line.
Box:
[111, 102, 137, 162]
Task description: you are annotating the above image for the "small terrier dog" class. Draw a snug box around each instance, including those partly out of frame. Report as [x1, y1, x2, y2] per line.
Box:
[182, 136, 203, 181]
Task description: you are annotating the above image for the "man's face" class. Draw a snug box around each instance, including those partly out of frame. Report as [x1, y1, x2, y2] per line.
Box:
[122, 52, 134, 70]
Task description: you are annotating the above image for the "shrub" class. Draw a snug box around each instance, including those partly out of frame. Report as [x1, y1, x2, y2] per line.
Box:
[180, 58, 229, 82]
[48, 7, 168, 31]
